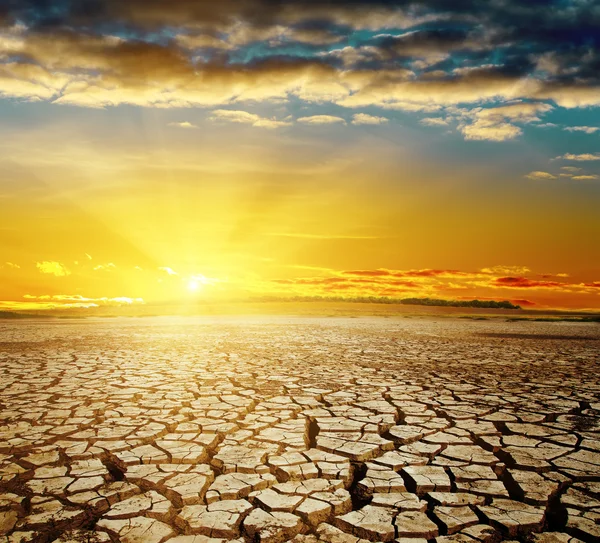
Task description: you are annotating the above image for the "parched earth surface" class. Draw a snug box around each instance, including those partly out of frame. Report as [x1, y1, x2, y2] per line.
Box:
[0, 316, 599, 543]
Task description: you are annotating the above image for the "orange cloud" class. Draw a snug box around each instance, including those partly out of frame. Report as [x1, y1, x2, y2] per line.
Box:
[343, 268, 472, 278]
[493, 276, 563, 288]
[256, 266, 600, 308]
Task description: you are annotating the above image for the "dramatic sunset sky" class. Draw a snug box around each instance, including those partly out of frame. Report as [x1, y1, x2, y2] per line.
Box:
[1, 1, 599, 311]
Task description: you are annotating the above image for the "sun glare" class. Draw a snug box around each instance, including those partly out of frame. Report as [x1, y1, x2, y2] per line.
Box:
[187, 280, 199, 292]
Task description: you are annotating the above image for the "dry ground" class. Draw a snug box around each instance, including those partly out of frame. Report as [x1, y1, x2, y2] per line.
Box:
[0, 316, 599, 543]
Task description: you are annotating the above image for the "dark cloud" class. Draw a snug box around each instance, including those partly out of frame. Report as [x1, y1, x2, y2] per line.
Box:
[0, 0, 599, 123]
[0, 1, 594, 33]
[375, 28, 479, 56]
[494, 277, 565, 288]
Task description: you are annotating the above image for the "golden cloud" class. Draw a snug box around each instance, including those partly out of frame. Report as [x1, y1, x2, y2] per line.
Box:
[36, 261, 71, 277]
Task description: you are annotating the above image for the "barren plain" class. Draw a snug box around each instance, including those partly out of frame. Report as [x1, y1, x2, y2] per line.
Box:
[0, 316, 599, 543]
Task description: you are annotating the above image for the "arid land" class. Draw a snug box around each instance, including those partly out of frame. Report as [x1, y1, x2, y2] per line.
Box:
[0, 316, 599, 543]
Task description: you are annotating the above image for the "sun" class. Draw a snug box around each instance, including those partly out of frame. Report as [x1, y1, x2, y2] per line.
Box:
[187, 280, 199, 292]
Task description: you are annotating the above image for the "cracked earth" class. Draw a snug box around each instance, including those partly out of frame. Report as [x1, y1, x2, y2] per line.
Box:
[0, 316, 599, 543]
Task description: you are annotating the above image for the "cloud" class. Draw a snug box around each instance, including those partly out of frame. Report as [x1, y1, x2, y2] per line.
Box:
[158, 266, 178, 275]
[0, 2, 435, 32]
[374, 28, 479, 60]
[420, 117, 449, 127]
[271, 275, 421, 293]
[457, 102, 553, 142]
[319, 45, 385, 67]
[19, 294, 145, 309]
[188, 274, 220, 286]
[460, 121, 522, 142]
[539, 273, 570, 279]
[556, 153, 600, 161]
[481, 266, 531, 275]
[572, 175, 599, 180]
[489, 276, 599, 293]
[36, 261, 70, 277]
[351, 113, 388, 125]
[1, 0, 600, 145]
[4, 262, 20, 269]
[335, 68, 534, 113]
[343, 269, 392, 277]
[93, 263, 116, 271]
[209, 109, 291, 128]
[477, 102, 553, 123]
[247, 263, 599, 304]
[564, 126, 599, 134]
[267, 233, 377, 240]
[298, 115, 346, 125]
[169, 121, 198, 129]
[175, 34, 232, 50]
[307, 267, 474, 280]
[493, 276, 565, 289]
[525, 171, 557, 180]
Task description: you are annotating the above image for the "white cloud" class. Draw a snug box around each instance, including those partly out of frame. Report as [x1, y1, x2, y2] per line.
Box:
[457, 102, 552, 142]
[158, 266, 178, 275]
[297, 115, 346, 125]
[169, 121, 198, 129]
[460, 120, 522, 142]
[420, 117, 449, 127]
[572, 174, 599, 180]
[525, 171, 557, 180]
[564, 126, 599, 134]
[93, 263, 116, 271]
[209, 109, 291, 128]
[556, 153, 600, 161]
[351, 113, 388, 125]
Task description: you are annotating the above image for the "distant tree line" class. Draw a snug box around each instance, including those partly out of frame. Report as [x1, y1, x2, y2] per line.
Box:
[0, 311, 30, 319]
[252, 296, 521, 309]
[399, 298, 521, 309]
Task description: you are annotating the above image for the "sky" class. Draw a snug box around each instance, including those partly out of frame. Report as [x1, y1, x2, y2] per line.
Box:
[0, 0, 599, 311]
